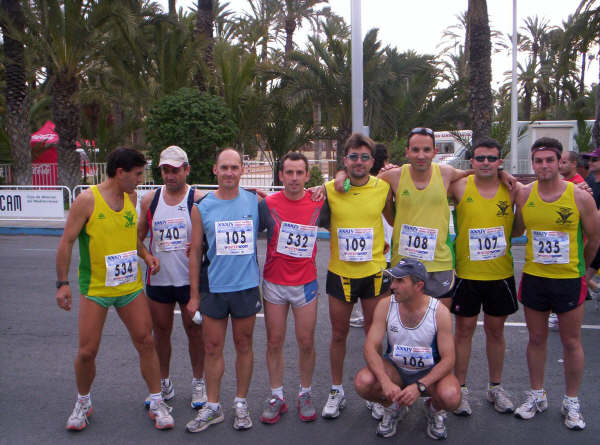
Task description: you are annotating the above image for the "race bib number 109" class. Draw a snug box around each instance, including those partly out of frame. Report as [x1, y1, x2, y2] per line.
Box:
[337, 227, 373, 262]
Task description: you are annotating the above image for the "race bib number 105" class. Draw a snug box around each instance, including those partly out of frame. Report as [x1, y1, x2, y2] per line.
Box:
[215, 220, 254, 255]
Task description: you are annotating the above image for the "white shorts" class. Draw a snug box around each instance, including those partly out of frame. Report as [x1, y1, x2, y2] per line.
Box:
[262, 279, 318, 308]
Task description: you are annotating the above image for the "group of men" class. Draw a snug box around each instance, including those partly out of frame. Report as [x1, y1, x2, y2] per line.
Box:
[55, 127, 599, 439]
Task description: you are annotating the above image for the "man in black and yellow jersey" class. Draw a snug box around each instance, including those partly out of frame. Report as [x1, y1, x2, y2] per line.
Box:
[448, 138, 520, 417]
[55, 148, 174, 431]
[318, 133, 394, 419]
[512, 137, 599, 431]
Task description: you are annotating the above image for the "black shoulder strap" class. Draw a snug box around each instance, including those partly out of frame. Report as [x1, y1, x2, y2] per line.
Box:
[149, 187, 161, 217]
[187, 186, 195, 214]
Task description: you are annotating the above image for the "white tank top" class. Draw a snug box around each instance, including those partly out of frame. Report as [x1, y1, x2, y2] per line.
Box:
[385, 296, 440, 374]
[147, 185, 193, 287]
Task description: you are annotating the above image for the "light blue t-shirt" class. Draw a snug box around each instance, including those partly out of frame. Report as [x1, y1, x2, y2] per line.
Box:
[197, 188, 260, 293]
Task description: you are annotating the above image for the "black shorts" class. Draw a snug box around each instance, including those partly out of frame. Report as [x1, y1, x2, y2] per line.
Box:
[200, 287, 262, 319]
[450, 277, 518, 317]
[591, 246, 600, 271]
[326, 270, 391, 304]
[146, 285, 190, 305]
[518, 273, 586, 314]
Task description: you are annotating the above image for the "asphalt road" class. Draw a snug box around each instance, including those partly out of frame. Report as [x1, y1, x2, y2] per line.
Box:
[1, 235, 600, 444]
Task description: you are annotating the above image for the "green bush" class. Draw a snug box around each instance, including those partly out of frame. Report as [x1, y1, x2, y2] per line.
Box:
[306, 165, 324, 188]
[145, 88, 238, 184]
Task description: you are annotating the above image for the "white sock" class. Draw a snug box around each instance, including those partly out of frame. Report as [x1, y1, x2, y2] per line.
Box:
[77, 393, 91, 404]
[271, 386, 284, 400]
[192, 377, 205, 384]
[206, 402, 220, 411]
[149, 392, 162, 408]
[299, 386, 311, 396]
[564, 395, 578, 403]
[234, 396, 247, 404]
[331, 384, 344, 396]
[161, 377, 171, 385]
[533, 389, 546, 399]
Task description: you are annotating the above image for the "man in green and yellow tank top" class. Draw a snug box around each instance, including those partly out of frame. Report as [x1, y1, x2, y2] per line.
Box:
[447, 138, 521, 417]
[55, 148, 174, 431]
[512, 138, 599, 431]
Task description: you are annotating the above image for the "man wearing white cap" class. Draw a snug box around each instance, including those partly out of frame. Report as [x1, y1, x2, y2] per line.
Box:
[138, 145, 208, 410]
[354, 258, 460, 440]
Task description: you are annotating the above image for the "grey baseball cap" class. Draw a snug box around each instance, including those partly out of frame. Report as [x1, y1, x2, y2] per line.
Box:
[384, 258, 428, 283]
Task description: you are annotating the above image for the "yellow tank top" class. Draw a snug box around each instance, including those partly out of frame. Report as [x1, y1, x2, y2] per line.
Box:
[391, 163, 453, 271]
[326, 176, 389, 278]
[78, 185, 142, 297]
[522, 181, 584, 278]
[455, 176, 514, 280]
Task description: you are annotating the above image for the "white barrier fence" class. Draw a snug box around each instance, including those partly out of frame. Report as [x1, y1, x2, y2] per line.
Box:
[0, 185, 71, 221]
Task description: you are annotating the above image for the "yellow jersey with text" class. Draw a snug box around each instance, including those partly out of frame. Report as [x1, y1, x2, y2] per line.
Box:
[78, 186, 142, 297]
[522, 181, 584, 278]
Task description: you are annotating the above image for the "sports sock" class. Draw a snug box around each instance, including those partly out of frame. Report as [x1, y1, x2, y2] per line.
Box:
[271, 386, 284, 400]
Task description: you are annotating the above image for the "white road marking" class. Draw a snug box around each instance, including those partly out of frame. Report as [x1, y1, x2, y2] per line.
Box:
[173, 310, 264, 317]
[23, 248, 55, 251]
[476, 321, 600, 330]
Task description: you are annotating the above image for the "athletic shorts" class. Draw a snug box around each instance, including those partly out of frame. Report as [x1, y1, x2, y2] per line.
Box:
[384, 354, 431, 387]
[424, 270, 455, 299]
[518, 273, 586, 314]
[200, 287, 262, 319]
[591, 246, 600, 271]
[326, 270, 391, 304]
[146, 285, 190, 305]
[86, 289, 142, 309]
[262, 279, 318, 308]
[451, 277, 518, 317]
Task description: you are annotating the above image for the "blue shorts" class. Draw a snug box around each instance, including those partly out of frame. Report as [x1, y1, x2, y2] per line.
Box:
[384, 354, 432, 387]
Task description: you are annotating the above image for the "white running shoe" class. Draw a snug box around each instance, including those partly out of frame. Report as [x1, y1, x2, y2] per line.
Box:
[487, 386, 514, 413]
[191, 379, 207, 409]
[145, 378, 175, 407]
[425, 400, 448, 440]
[66, 399, 92, 431]
[148, 400, 174, 430]
[561, 397, 586, 430]
[453, 386, 472, 416]
[514, 390, 548, 420]
[321, 390, 347, 418]
[233, 400, 253, 430]
[376, 405, 407, 438]
[370, 402, 385, 420]
[186, 404, 224, 433]
[548, 313, 559, 330]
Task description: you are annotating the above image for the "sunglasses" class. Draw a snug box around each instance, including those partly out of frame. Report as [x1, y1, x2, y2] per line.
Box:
[473, 155, 499, 162]
[346, 153, 372, 162]
[408, 127, 434, 138]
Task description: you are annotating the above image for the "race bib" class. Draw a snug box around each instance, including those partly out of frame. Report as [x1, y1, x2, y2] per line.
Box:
[215, 219, 254, 255]
[532, 230, 569, 264]
[154, 217, 187, 251]
[468, 226, 507, 261]
[105, 250, 138, 287]
[276, 221, 318, 258]
[398, 224, 438, 262]
[337, 228, 373, 262]
[392, 344, 434, 371]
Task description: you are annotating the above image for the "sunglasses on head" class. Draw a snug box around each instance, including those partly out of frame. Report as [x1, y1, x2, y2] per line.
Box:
[346, 153, 372, 162]
[408, 127, 434, 138]
[473, 155, 499, 162]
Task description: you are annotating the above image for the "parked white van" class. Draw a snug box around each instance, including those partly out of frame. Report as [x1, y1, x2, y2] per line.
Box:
[433, 130, 471, 168]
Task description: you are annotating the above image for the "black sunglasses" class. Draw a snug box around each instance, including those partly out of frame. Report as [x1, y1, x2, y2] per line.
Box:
[408, 127, 434, 138]
[346, 153, 372, 162]
[473, 155, 499, 162]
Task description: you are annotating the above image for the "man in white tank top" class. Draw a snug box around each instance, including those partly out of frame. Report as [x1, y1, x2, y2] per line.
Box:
[138, 146, 207, 410]
[354, 258, 460, 440]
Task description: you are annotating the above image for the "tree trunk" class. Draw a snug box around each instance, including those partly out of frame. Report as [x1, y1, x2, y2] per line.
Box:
[194, 0, 214, 91]
[580, 51, 586, 96]
[284, 16, 296, 59]
[467, 0, 492, 145]
[1, 0, 31, 184]
[593, 52, 600, 149]
[52, 74, 81, 191]
[169, 0, 176, 17]
[523, 85, 532, 121]
[312, 102, 321, 161]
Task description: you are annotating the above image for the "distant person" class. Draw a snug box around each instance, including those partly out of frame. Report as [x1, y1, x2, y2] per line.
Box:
[559, 151, 585, 184]
[55, 147, 174, 431]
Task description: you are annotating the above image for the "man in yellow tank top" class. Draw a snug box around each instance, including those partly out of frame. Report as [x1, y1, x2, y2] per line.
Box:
[512, 137, 599, 431]
[319, 133, 394, 419]
[55, 148, 174, 431]
[447, 138, 521, 417]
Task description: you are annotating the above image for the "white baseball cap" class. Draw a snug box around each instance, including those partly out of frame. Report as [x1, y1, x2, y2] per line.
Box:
[159, 145, 188, 167]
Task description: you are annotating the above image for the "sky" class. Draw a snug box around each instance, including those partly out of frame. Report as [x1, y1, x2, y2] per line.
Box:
[163, 0, 598, 89]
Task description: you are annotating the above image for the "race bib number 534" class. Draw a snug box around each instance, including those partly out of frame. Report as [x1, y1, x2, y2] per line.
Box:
[105, 250, 138, 287]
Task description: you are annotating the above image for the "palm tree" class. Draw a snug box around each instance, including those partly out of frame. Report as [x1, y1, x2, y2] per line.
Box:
[194, 0, 215, 90]
[279, 0, 328, 58]
[467, 0, 493, 144]
[1, 0, 31, 184]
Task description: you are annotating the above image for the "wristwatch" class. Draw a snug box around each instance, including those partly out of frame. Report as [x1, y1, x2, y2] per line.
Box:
[416, 380, 427, 395]
[56, 280, 70, 289]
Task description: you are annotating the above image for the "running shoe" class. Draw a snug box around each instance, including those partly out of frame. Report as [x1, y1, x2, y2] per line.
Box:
[548, 313, 559, 330]
[425, 399, 448, 440]
[148, 400, 174, 430]
[487, 386, 514, 413]
[514, 390, 548, 420]
[376, 405, 407, 438]
[369, 402, 385, 420]
[260, 396, 288, 424]
[186, 405, 224, 433]
[321, 389, 347, 418]
[349, 315, 364, 328]
[233, 400, 253, 430]
[561, 397, 586, 430]
[66, 399, 92, 431]
[453, 386, 472, 416]
[145, 378, 175, 408]
[298, 392, 317, 422]
[191, 379, 207, 409]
